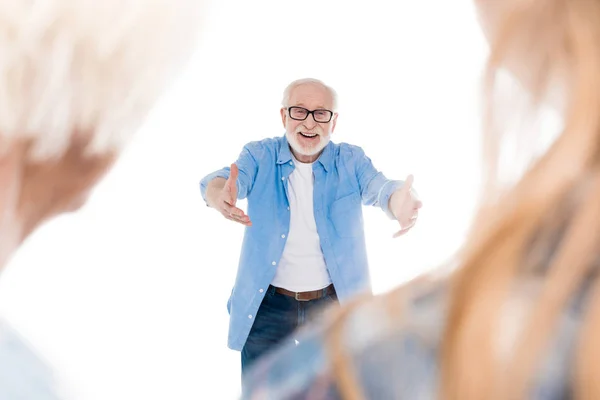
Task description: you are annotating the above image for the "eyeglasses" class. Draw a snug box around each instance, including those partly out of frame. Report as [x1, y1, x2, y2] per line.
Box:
[286, 106, 334, 123]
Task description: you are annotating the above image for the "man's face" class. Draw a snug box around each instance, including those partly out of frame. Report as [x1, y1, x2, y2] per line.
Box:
[281, 83, 338, 162]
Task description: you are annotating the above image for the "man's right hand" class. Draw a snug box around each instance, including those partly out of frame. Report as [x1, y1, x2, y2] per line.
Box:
[210, 164, 252, 226]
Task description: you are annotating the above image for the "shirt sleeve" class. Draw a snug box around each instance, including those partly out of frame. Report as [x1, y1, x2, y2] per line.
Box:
[199, 142, 262, 204]
[352, 146, 405, 220]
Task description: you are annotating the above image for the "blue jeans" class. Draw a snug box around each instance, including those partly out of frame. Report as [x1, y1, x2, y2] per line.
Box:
[241, 285, 338, 377]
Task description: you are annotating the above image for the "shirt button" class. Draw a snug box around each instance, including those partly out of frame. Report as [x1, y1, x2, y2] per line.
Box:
[281, 234, 286, 238]
[287, 206, 290, 211]
[289, 161, 293, 166]
[272, 261, 276, 266]
[259, 289, 264, 293]
[281, 177, 285, 181]
[248, 315, 253, 319]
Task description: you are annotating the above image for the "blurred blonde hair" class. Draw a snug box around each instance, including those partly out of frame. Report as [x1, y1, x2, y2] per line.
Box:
[0, 0, 204, 161]
[327, 0, 600, 399]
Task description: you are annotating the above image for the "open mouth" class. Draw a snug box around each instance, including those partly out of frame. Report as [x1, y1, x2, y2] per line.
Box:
[299, 132, 318, 139]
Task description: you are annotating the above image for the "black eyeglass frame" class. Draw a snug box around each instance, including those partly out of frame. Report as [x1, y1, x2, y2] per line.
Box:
[286, 106, 335, 123]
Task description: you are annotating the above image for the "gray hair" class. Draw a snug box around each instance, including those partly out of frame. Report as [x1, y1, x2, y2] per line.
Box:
[281, 78, 338, 112]
[0, 0, 205, 161]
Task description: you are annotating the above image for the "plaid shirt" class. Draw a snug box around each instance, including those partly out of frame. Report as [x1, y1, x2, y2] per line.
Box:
[242, 276, 578, 400]
[0, 319, 67, 400]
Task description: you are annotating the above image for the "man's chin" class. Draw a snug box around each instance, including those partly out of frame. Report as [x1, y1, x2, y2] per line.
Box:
[289, 138, 320, 154]
[293, 144, 321, 157]
[298, 144, 320, 156]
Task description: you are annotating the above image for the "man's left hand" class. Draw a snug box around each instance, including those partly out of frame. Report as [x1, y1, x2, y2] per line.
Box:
[389, 174, 422, 238]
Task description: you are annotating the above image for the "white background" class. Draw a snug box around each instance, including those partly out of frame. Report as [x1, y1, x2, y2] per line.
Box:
[0, 1, 488, 399]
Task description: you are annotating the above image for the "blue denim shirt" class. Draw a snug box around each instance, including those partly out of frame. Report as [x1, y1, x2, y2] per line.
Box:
[200, 135, 404, 350]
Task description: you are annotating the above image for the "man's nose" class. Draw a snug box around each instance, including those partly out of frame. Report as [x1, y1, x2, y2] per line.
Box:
[303, 113, 317, 128]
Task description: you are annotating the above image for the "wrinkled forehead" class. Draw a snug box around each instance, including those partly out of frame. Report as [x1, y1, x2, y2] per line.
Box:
[288, 83, 334, 110]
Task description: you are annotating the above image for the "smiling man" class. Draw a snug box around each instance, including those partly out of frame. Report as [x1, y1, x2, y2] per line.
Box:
[199, 77, 422, 386]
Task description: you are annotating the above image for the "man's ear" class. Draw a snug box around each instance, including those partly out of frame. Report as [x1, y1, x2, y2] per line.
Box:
[280, 108, 287, 128]
[331, 113, 339, 133]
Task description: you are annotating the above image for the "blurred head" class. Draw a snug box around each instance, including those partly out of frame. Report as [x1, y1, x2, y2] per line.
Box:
[326, 1, 600, 399]
[445, 1, 600, 398]
[0, 0, 204, 270]
[280, 78, 338, 163]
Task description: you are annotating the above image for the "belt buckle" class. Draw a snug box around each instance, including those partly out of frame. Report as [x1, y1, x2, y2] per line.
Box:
[295, 292, 310, 302]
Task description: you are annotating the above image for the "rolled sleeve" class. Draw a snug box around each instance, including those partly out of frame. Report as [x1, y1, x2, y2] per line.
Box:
[199, 143, 261, 205]
[352, 146, 409, 220]
[378, 180, 405, 220]
[199, 168, 231, 205]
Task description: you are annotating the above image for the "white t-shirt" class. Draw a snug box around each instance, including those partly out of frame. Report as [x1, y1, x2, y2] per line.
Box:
[271, 156, 332, 292]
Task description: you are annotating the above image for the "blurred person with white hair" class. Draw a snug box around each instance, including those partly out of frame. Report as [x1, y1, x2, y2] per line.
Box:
[0, 0, 205, 398]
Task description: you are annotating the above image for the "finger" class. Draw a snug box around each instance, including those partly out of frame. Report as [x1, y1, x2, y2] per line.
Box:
[229, 210, 249, 222]
[231, 214, 252, 226]
[399, 217, 417, 231]
[392, 230, 407, 238]
[227, 163, 239, 189]
[393, 221, 416, 238]
[392, 228, 410, 238]
[223, 211, 252, 226]
[231, 217, 252, 227]
[401, 174, 414, 193]
[230, 163, 239, 182]
[228, 212, 249, 222]
[222, 203, 247, 218]
[225, 163, 239, 195]
[399, 212, 417, 226]
[225, 205, 251, 223]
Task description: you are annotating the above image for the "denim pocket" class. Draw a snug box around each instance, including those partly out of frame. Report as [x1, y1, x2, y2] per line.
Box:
[330, 193, 363, 238]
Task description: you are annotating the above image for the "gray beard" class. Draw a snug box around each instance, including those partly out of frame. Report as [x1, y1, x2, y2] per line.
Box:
[286, 131, 329, 157]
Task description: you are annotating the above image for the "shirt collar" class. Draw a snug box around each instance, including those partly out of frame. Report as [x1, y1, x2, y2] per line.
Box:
[277, 134, 293, 165]
[316, 140, 334, 172]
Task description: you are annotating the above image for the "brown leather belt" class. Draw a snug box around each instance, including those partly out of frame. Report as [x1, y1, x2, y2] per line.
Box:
[273, 284, 335, 302]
